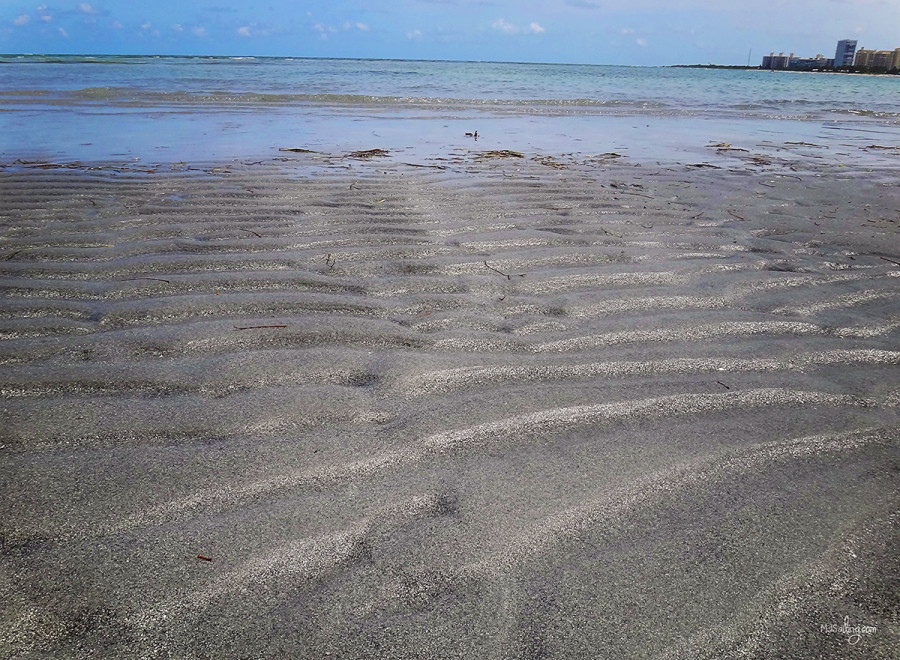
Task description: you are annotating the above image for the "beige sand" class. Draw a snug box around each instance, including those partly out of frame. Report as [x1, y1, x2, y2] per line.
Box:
[1, 151, 898, 658]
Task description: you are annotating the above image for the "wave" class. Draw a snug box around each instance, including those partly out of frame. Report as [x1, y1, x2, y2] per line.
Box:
[0, 86, 669, 108]
[1, 82, 897, 120]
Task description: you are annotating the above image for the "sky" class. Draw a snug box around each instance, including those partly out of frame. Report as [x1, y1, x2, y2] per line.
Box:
[1, 0, 899, 65]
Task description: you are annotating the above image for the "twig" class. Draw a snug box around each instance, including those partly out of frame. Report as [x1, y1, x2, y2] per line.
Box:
[716, 380, 731, 390]
[239, 228, 262, 238]
[401, 162, 448, 170]
[197, 555, 213, 562]
[484, 261, 511, 280]
[483, 261, 525, 280]
[880, 256, 900, 267]
[727, 210, 745, 221]
[325, 253, 336, 271]
[121, 277, 171, 284]
[234, 325, 287, 330]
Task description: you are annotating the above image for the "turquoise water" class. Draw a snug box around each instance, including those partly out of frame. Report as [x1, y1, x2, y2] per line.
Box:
[1, 55, 899, 162]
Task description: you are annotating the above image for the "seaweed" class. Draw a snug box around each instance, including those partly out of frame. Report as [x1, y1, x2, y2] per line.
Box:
[347, 149, 390, 159]
[477, 150, 524, 160]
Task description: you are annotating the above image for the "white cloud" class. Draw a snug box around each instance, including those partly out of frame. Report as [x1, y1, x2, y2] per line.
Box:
[13, 14, 30, 26]
[237, 26, 251, 37]
[407, 29, 423, 40]
[172, 23, 183, 33]
[141, 21, 152, 31]
[192, 26, 207, 37]
[112, 20, 123, 29]
[356, 22, 370, 31]
[79, 3, 97, 14]
[58, 27, 68, 37]
[492, 18, 517, 34]
[492, 18, 545, 35]
[41, 14, 52, 22]
[621, 27, 635, 35]
[636, 37, 648, 47]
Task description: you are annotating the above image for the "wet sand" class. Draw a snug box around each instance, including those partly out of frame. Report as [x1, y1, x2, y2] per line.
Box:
[1, 149, 898, 658]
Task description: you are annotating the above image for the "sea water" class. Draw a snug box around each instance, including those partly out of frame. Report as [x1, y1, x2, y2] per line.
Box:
[1, 54, 899, 164]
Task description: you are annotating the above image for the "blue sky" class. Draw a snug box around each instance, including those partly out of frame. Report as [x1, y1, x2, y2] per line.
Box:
[2, 0, 898, 65]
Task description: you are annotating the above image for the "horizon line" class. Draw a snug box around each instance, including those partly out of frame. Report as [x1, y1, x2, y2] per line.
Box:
[0, 52, 757, 69]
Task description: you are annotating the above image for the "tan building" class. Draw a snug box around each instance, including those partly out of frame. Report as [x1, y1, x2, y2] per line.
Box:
[873, 50, 893, 69]
[854, 48, 875, 67]
[854, 46, 900, 70]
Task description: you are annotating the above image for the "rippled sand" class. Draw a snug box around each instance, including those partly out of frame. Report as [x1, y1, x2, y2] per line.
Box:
[1, 153, 898, 658]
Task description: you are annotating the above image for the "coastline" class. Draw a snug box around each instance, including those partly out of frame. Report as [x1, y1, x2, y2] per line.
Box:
[1, 150, 898, 657]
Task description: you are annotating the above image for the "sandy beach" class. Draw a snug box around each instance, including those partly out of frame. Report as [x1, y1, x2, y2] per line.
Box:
[1, 147, 898, 658]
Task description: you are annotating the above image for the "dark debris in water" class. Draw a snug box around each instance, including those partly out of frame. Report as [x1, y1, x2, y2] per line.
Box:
[475, 150, 524, 160]
[347, 149, 390, 159]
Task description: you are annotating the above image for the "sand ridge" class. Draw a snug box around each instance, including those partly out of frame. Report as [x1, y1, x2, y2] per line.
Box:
[1, 156, 898, 658]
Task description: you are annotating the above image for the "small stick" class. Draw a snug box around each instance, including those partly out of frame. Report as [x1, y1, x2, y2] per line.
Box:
[484, 261, 511, 280]
[759, 182, 775, 188]
[727, 210, 745, 221]
[880, 256, 900, 267]
[239, 228, 262, 238]
[197, 555, 213, 562]
[716, 380, 731, 390]
[234, 325, 287, 330]
[121, 277, 171, 284]
[325, 253, 336, 270]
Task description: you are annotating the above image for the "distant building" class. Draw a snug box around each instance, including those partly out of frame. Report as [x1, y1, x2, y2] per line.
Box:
[791, 54, 834, 71]
[854, 48, 875, 68]
[854, 47, 900, 71]
[873, 50, 893, 69]
[762, 51, 831, 71]
[835, 39, 857, 67]
[761, 52, 792, 69]
[761, 40, 897, 73]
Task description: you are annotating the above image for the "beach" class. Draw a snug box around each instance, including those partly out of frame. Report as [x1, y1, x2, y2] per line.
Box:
[1, 140, 898, 658]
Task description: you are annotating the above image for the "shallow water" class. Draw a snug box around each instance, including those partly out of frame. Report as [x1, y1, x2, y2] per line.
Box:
[1, 55, 900, 163]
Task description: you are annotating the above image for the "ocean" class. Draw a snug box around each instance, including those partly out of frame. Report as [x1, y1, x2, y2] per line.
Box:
[1, 54, 899, 164]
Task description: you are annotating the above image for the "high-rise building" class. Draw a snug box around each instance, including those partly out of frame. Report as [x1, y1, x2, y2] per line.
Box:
[854, 48, 875, 67]
[873, 50, 893, 69]
[835, 39, 858, 67]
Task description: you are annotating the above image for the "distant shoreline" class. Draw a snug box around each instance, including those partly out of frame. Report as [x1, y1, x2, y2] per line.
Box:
[672, 63, 899, 76]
